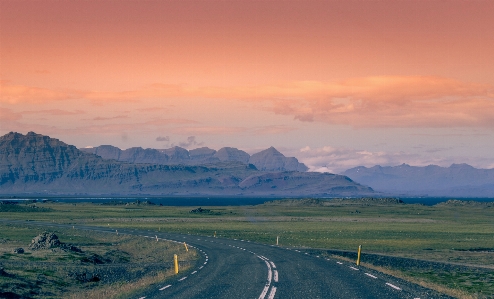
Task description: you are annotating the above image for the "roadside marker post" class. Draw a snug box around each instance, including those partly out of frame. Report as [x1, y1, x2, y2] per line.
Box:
[214, 231, 216, 238]
[184, 242, 189, 252]
[174, 254, 179, 274]
[276, 236, 279, 246]
[156, 235, 158, 242]
[356, 245, 362, 266]
[116, 230, 118, 235]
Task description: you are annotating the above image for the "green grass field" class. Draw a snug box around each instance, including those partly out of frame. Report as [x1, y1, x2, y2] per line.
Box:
[0, 216, 197, 299]
[1, 198, 493, 298]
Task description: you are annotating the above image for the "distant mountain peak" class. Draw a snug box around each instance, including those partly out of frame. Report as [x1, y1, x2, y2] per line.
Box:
[249, 146, 308, 172]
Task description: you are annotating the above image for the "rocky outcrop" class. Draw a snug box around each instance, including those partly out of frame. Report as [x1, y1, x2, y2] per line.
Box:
[29, 232, 82, 252]
[248, 147, 308, 172]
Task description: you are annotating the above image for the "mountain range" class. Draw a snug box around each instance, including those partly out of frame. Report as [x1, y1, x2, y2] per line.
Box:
[343, 164, 494, 197]
[80, 145, 308, 172]
[0, 132, 372, 196]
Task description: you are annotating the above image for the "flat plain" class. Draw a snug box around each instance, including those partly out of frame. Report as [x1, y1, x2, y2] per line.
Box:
[1, 198, 493, 299]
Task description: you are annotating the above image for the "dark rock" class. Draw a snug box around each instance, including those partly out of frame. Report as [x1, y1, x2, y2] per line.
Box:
[189, 207, 211, 213]
[12, 248, 24, 254]
[69, 271, 100, 283]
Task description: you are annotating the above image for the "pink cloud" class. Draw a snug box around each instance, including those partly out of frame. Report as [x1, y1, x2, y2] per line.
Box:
[0, 108, 22, 122]
[170, 126, 247, 135]
[3, 76, 493, 128]
[21, 109, 85, 116]
[0, 81, 77, 104]
[92, 115, 129, 121]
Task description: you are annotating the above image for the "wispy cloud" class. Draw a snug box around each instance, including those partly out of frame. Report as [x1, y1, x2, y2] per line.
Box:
[0, 108, 22, 122]
[170, 126, 247, 135]
[92, 115, 129, 121]
[3, 76, 493, 128]
[21, 109, 85, 116]
[289, 145, 494, 174]
[177, 136, 204, 148]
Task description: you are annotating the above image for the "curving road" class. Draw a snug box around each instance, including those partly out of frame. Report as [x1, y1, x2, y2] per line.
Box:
[7, 221, 453, 299]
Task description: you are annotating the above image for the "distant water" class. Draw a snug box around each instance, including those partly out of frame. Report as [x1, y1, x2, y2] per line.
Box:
[398, 197, 494, 205]
[2, 196, 493, 206]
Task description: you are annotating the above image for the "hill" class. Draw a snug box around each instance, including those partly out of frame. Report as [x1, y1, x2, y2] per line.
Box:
[342, 164, 494, 197]
[0, 132, 373, 196]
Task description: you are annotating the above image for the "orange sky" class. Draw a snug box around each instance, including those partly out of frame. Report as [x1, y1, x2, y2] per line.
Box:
[1, 0, 494, 171]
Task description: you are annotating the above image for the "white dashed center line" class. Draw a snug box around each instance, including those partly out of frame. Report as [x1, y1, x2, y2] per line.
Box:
[178, 277, 187, 281]
[159, 285, 171, 291]
[349, 266, 359, 271]
[365, 273, 377, 279]
[386, 282, 402, 291]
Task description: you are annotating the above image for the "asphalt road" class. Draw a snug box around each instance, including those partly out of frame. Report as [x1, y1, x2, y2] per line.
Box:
[8, 221, 454, 299]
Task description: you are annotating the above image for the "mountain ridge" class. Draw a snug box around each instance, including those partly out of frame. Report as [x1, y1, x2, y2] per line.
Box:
[0, 132, 373, 197]
[81, 144, 307, 172]
[342, 163, 494, 197]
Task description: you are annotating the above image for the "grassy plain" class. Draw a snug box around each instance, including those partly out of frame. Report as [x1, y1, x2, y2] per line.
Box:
[0, 214, 197, 299]
[1, 198, 493, 298]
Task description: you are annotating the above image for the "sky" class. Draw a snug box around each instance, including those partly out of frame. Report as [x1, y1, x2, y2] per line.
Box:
[1, 0, 494, 173]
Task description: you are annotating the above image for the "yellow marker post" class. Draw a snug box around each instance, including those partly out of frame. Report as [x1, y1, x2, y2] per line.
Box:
[174, 254, 179, 274]
[184, 242, 189, 252]
[356, 245, 362, 266]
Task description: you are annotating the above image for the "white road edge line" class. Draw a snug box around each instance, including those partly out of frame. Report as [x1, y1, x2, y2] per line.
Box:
[178, 277, 187, 281]
[268, 286, 277, 299]
[349, 266, 359, 271]
[159, 285, 171, 291]
[365, 273, 377, 279]
[258, 259, 273, 299]
[386, 282, 402, 291]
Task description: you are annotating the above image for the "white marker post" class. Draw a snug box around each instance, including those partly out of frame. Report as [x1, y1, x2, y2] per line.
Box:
[276, 236, 279, 246]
